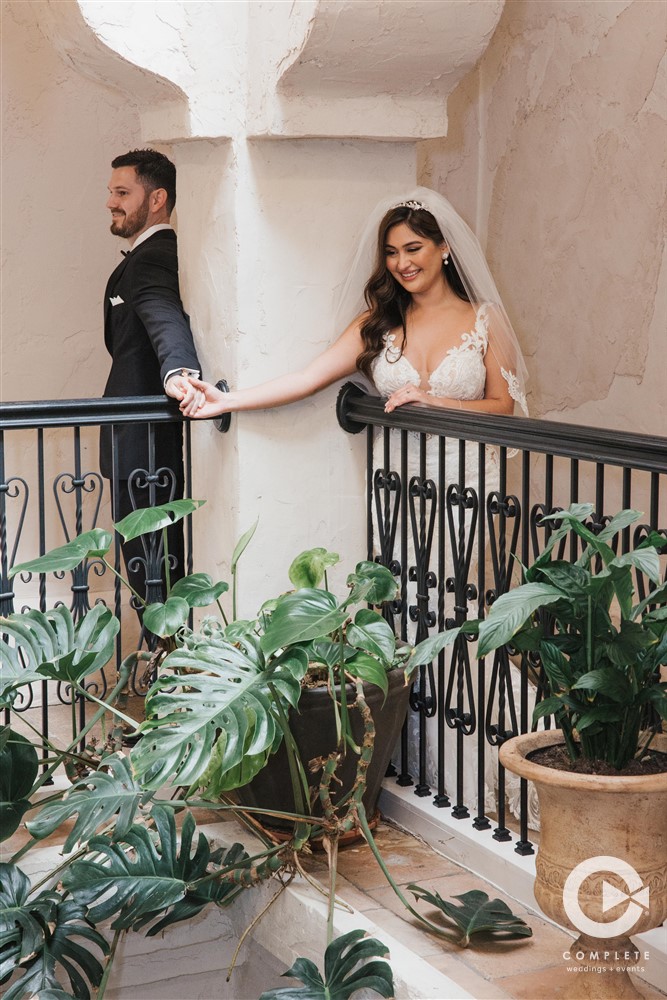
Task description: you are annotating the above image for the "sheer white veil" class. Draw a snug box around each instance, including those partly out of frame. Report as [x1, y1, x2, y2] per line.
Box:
[334, 186, 529, 415]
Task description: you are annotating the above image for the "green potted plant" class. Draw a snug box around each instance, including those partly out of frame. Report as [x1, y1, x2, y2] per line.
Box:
[424, 503, 666, 1000]
[1, 500, 531, 999]
[146, 537, 415, 833]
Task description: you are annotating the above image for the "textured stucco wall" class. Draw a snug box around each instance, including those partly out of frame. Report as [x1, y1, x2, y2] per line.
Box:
[1, 1, 143, 403]
[172, 137, 416, 617]
[419, 0, 666, 433]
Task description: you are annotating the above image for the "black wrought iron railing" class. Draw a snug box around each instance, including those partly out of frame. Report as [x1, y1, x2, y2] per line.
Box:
[337, 382, 667, 853]
[0, 393, 227, 754]
[2, 385, 665, 852]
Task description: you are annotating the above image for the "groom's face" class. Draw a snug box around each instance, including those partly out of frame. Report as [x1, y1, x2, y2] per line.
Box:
[106, 166, 152, 241]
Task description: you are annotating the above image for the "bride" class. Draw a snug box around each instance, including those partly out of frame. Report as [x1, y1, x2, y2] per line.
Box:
[181, 187, 530, 819]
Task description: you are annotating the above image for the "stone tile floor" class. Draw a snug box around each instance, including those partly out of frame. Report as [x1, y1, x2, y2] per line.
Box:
[303, 824, 666, 1000]
[6, 698, 666, 1000]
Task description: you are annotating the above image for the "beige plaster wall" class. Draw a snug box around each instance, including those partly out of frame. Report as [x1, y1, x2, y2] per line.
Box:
[1, 1, 143, 404]
[419, 0, 666, 434]
[0, 2, 146, 615]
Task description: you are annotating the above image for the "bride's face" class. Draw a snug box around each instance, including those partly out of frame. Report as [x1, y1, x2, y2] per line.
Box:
[384, 222, 446, 294]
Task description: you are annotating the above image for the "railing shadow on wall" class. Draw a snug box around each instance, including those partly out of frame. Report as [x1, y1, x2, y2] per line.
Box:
[0, 394, 229, 760]
[336, 381, 667, 855]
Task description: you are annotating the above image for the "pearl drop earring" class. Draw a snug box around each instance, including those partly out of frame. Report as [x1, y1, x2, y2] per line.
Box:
[442, 252, 449, 265]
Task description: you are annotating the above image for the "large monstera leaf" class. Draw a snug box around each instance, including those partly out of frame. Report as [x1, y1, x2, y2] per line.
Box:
[0, 605, 119, 707]
[408, 886, 532, 948]
[62, 806, 248, 935]
[259, 929, 394, 1000]
[0, 863, 108, 1000]
[132, 640, 308, 790]
[27, 754, 152, 853]
[0, 728, 38, 842]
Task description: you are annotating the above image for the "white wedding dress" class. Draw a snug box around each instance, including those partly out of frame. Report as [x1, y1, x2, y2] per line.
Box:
[370, 304, 533, 823]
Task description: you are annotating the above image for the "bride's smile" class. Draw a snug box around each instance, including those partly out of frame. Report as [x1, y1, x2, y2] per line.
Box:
[384, 221, 446, 294]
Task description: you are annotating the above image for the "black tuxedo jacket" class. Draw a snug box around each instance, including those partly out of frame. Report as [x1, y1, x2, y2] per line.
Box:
[99, 229, 201, 480]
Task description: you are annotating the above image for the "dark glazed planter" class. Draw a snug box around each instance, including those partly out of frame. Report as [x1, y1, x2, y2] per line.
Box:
[236, 666, 410, 830]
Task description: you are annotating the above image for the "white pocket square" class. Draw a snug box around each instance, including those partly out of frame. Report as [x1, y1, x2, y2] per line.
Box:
[109, 295, 124, 306]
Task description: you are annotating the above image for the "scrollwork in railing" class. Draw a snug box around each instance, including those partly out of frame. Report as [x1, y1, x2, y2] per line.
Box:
[484, 493, 521, 746]
[407, 475, 438, 743]
[53, 470, 105, 622]
[127, 465, 178, 611]
[0, 475, 29, 618]
[529, 503, 565, 564]
[442, 483, 479, 816]
[408, 475, 438, 641]
[484, 491, 522, 837]
[373, 467, 402, 620]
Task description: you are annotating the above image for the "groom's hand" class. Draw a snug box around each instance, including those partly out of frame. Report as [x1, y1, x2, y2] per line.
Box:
[179, 376, 227, 418]
[166, 374, 205, 414]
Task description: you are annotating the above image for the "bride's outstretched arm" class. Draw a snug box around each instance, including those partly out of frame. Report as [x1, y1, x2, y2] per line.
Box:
[180, 319, 364, 418]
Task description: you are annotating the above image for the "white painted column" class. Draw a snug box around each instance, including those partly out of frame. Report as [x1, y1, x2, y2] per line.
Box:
[171, 138, 416, 611]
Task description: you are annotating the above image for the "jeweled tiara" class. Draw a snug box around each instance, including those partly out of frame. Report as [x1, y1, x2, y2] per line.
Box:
[396, 200, 427, 211]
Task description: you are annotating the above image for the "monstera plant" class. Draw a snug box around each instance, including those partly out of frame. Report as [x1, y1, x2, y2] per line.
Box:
[0, 501, 530, 999]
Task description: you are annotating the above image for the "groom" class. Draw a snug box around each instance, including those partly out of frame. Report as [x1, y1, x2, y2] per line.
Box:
[100, 148, 202, 606]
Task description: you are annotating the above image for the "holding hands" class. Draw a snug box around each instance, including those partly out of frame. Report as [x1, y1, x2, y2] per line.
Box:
[177, 376, 229, 418]
[165, 374, 206, 414]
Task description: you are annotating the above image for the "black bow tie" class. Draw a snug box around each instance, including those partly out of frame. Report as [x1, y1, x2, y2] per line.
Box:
[121, 250, 131, 257]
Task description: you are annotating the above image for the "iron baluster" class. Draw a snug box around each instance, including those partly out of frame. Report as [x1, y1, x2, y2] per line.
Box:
[374, 467, 403, 619]
[444, 478, 479, 818]
[407, 466, 438, 796]
[485, 486, 521, 839]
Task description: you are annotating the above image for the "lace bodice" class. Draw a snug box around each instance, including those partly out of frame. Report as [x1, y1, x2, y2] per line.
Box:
[371, 304, 489, 401]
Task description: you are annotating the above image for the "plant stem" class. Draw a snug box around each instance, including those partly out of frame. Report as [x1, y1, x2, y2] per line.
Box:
[73, 683, 139, 730]
[356, 806, 458, 942]
[325, 835, 338, 947]
[268, 681, 310, 822]
[97, 926, 123, 999]
[226, 882, 289, 983]
[29, 843, 90, 893]
[102, 557, 145, 608]
[216, 598, 229, 626]
[27, 655, 140, 795]
[188, 842, 286, 891]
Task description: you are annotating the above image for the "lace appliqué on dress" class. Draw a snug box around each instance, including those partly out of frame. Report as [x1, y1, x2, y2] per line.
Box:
[372, 306, 489, 402]
[383, 332, 402, 363]
[500, 367, 528, 416]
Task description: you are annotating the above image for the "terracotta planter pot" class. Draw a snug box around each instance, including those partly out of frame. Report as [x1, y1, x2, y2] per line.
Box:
[500, 731, 667, 999]
[236, 665, 410, 833]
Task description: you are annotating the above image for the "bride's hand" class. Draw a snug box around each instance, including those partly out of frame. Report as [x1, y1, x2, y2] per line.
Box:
[179, 377, 230, 418]
[384, 383, 431, 413]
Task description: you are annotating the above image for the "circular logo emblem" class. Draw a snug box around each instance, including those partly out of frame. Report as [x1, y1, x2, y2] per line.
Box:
[562, 855, 650, 938]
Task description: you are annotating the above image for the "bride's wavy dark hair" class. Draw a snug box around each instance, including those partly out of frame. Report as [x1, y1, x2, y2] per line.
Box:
[356, 204, 471, 379]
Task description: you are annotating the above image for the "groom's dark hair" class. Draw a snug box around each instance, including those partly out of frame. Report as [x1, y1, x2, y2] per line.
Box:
[111, 149, 177, 214]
